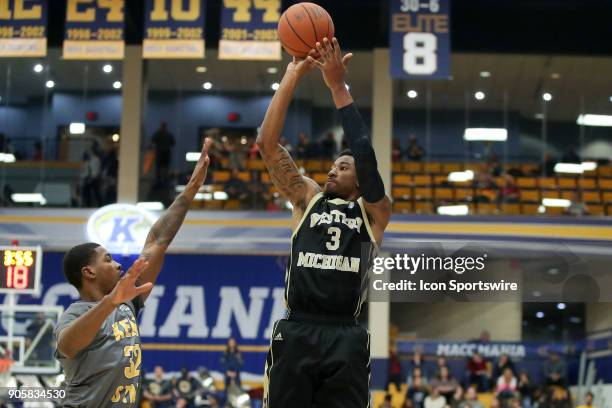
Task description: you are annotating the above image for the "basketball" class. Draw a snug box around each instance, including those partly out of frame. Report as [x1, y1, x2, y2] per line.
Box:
[278, 2, 335, 58]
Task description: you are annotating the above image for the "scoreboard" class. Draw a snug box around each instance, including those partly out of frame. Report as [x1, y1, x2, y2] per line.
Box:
[0, 246, 42, 294]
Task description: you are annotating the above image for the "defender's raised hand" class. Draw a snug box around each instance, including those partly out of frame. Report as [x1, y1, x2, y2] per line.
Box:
[188, 137, 212, 187]
[108, 259, 152, 306]
[286, 50, 318, 80]
[309, 37, 353, 92]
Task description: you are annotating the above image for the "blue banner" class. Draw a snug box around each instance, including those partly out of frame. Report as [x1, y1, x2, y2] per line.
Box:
[389, 0, 451, 79]
[218, 0, 281, 60]
[0, 0, 47, 57]
[63, 0, 124, 60]
[143, 0, 205, 59]
[1, 252, 286, 378]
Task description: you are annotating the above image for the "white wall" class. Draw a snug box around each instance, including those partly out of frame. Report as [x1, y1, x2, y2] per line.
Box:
[391, 302, 522, 341]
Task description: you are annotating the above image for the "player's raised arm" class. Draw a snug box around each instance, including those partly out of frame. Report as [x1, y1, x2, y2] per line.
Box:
[310, 37, 392, 243]
[137, 138, 212, 300]
[256, 56, 321, 213]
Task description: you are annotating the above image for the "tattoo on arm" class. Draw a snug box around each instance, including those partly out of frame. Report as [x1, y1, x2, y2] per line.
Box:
[143, 194, 191, 254]
[263, 145, 309, 207]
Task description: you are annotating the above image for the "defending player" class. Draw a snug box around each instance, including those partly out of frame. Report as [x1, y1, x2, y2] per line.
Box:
[257, 37, 391, 407]
[53, 139, 212, 407]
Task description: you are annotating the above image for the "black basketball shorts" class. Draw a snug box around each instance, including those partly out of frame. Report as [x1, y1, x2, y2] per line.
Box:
[263, 316, 371, 408]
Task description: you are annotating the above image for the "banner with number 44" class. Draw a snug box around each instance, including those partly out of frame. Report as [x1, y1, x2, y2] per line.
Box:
[389, 0, 451, 79]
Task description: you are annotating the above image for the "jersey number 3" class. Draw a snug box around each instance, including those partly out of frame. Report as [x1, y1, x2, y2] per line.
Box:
[326, 227, 341, 251]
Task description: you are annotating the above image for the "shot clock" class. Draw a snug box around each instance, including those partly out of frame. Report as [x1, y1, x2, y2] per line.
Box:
[0, 246, 42, 294]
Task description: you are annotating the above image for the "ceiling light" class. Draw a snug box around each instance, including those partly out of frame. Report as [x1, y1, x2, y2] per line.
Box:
[577, 114, 612, 127]
[536, 311, 545, 319]
[463, 128, 508, 142]
[113, 81, 122, 89]
[33, 63, 43, 73]
[203, 82, 213, 90]
[609, 96, 612, 103]
[534, 113, 544, 120]
[103, 64, 113, 73]
[186, 152, 201, 162]
[11, 193, 46, 205]
[437, 204, 469, 216]
[569, 317, 581, 324]
[195, 66, 207, 73]
[267, 67, 278, 74]
[550, 73, 561, 80]
[554, 163, 584, 174]
[474, 91, 486, 101]
[542, 93, 552, 102]
[111, 133, 120, 142]
[542, 198, 571, 208]
[69, 123, 86, 135]
[271, 82, 280, 91]
[407, 90, 418, 99]
[480, 71, 491, 78]
[45, 80, 55, 88]
[137, 202, 164, 211]
[556, 303, 566, 310]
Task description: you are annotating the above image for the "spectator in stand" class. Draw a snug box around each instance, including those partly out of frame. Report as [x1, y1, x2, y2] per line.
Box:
[490, 398, 501, 408]
[80, 149, 102, 207]
[496, 367, 518, 402]
[407, 351, 427, 382]
[408, 366, 429, 387]
[477, 331, 491, 343]
[497, 174, 520, 203]
[247, 171, 269, 210]
[406, 375, 429, 408]
[379, 394, 393, 408]
[488, 154, 502, 177]
[430, 366, 458, 402]
[517, 372, 534, 408]
[424, 386, 447, 408]
[561, 145, 581, 164]
[32, 141, 43, 161]
[388, 348, 403, 391]
[151, 122, 176, 186]
[392, 138, 403, 161]
[539, 153, 558, 177]
[143, 366, 173, 408]
[173, 368, 201, 407]
[280, 137, 293, 153]
[407, 135, 425, 161]
[449, 385, 464, 408]
[458, 386, 484, 408]
[577, 391, 595, 408]
[543, 351, 567, 387]
[295, 132, 310, 159]
[467, 351, 490, 392]
[493, 354, 516, 381]
[224, 169, 248, 201]
[320, 132, 338, 159]
[247, 137, 260, 160]
[221, 338, 243, 394]
[549, 387, 572, 408]
[225, 137, 246, 170]
[566, 191, 589, 216]
[435, 356, 448, 375]
[402, 399, 415, 408]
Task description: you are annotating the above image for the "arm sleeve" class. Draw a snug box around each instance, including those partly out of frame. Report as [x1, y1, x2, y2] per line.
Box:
[338, 103, 385, 203]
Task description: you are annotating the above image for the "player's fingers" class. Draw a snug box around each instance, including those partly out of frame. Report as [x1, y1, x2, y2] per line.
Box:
[127, 260, 149, 280]
[332, 37, 342, 58]
[201, 137, 212, 156]
[342, 53, 354, 67]
[322, 37, 334, 58]
[315, 42, 326, 60]
[307, 56, 324, 67]
[134, 282, 153, 294]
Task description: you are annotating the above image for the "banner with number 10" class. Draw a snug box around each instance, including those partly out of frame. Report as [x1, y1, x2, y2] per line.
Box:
[389, 0, 451, 79]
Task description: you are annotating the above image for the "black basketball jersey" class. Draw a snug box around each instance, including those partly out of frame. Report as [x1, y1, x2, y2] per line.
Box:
[285, 192, 377, 317]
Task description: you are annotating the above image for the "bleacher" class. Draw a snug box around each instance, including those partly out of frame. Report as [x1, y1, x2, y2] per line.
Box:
[201, 159, 612, 216]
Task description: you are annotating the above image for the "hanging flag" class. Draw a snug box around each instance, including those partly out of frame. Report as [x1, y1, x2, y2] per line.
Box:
[143, 0, 206, 59]
[63, 0, 125, 60]
[0, 0, 48, 57]
[219, 0, 281, 60]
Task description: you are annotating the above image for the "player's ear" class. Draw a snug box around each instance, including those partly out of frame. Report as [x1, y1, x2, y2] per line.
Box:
[81, 265, 95, 281]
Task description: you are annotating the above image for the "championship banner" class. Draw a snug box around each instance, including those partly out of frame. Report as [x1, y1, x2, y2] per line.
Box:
[0, 0, 47, 57]
[63, 0, 125, 60]
[143, 0, 206, 59]
[218, 0, 281, 60]
[390, 0, 451, 79]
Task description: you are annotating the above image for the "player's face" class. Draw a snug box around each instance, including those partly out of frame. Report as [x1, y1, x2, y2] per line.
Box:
[90, 246, 123, 295]
[324, 155, 359, 199]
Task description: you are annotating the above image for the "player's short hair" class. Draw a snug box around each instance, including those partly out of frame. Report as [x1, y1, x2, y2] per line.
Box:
[337, 149, 353, 158]
[63, 243, 100, 289]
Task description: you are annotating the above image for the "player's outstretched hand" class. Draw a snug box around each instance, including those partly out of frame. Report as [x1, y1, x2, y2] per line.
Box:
[188, 137, 212, 187]
[108, 259, 152, 306]
[309, 37, 353, 91]
[286, 50, 318, 79]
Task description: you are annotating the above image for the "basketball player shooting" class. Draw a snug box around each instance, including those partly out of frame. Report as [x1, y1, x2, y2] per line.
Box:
[257, 37, 391, 407]
[53, 139, 212, 407]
